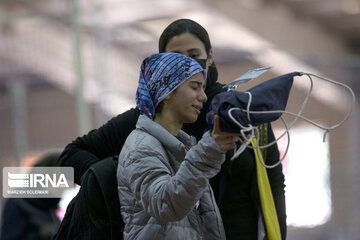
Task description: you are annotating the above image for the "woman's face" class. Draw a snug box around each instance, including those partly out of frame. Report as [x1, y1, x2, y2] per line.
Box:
[163, 72, 207, 124]
[165, 33, 213, 71]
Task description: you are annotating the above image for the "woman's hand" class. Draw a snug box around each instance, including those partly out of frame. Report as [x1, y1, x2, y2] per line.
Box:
[211, 115, 238, 151]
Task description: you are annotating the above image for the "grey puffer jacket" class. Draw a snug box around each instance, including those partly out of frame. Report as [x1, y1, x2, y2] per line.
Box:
[117, 115, 226, 240]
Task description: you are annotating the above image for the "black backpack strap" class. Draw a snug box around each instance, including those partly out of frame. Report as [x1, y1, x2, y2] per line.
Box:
[54, 156, 123, 240]
[53, 194, 81, 239]
[89, 156, 123, 240]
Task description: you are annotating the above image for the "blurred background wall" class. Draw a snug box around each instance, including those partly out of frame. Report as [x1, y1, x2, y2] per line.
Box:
[0, 0, 359, 239]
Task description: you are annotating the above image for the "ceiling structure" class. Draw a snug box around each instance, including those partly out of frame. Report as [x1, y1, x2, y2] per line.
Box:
[279, 0, 360, 52]
[1, 0, 358, 116]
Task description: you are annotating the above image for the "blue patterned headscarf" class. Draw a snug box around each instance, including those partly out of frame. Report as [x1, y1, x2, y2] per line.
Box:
[136, 52, 206, 119]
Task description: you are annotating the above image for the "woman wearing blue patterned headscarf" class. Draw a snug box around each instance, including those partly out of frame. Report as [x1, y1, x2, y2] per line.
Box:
[117, 52, 235, 239]
[136, 52, 206, 120]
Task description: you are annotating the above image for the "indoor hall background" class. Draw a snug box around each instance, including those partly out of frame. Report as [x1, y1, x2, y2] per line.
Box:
[0, 0, 359, 239]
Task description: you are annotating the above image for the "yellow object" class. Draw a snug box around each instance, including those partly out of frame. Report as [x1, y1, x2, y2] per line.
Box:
[252, 138, 281, 240]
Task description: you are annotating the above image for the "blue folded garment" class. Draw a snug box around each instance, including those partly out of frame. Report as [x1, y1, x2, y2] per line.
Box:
[206, 72, 300, 132]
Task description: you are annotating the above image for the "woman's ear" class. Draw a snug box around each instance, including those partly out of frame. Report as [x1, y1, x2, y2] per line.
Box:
[207, 49, 213, 68]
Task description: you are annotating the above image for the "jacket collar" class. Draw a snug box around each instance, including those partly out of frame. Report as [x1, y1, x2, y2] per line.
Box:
[136, 115, 197, 156]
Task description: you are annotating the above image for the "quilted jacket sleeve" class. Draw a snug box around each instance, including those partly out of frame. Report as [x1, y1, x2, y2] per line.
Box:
[119, 131, 225, 222]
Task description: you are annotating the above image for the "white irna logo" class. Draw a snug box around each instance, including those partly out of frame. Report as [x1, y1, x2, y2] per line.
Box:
[8, 172, 69, 188]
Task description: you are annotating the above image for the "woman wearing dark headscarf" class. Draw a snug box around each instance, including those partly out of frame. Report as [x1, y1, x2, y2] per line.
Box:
[58, 19, 286, 239]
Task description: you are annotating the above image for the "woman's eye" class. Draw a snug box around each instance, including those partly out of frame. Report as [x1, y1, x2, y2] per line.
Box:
[189, 54, 198, 59]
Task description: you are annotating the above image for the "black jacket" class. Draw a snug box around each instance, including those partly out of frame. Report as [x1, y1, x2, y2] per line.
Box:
[58, 65, 286, 239]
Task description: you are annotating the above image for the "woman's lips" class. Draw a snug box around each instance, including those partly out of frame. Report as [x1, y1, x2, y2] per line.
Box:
[192, 105, 202, 114]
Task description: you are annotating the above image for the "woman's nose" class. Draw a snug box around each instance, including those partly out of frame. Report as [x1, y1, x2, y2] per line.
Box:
[199, 89, 208, 102]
